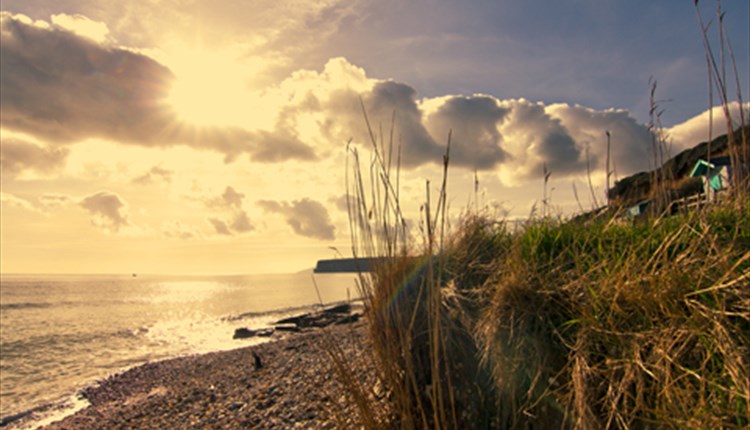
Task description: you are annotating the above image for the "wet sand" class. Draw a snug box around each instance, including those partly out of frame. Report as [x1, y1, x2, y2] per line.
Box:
[38, 320, 386, 429]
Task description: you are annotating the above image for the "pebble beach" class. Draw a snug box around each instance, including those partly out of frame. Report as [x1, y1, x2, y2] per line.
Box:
[34, 320, 385, 429]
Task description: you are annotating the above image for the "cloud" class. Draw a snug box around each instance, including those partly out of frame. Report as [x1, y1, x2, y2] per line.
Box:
[250, 129, 317, 162]
[206, 186, 245, 209]
[204, 186, 255, 235]
[330, 194, 350, 213]
[423, 95, 509, 168]
[79, 191, 130, 232]
[666, 102, 749, 152]
[270, 60, 653, 182]
[0, 192, 41, 213]
[133, 166, 173, 185]
[230, 211, 254, 233]
[545, 103, 654, 178]
[423, 96, 655, 184]
[361, 81, 443, 166]
[1, 11, 656, 179]
[0, 137, 70, 178]
[50, 13, 110, 43]
[162, 221, 202, 240]
[39, 193, 74, 208]
[0, 12, 315, 163]
[208, 218, 232, 236]
[0, 12, 174, 144]
[258, 198, 336, 240]
[0, 12, 719, 184]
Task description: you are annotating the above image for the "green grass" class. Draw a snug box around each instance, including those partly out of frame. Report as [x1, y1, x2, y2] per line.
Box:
[347, 190, 748, 429]
[331, 2, 749, 427]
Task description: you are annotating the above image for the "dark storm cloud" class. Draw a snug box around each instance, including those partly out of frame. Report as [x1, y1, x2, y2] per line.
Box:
[79, 191, 130, 232]
[0, 137, 69, 178]
[258, 198, 335, 240]
[423, 95, 509, 169]
[0, 13, 316, 163]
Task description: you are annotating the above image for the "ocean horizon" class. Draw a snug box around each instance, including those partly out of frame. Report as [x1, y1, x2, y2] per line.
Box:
[0, 272, 359, 428]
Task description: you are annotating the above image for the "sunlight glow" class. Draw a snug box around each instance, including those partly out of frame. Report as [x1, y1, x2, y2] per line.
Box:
[165, 47, 266, 128]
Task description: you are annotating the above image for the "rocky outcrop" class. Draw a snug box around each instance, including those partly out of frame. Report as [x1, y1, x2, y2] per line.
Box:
[233, 303, 362, 340]
[232, 328, 274, 339]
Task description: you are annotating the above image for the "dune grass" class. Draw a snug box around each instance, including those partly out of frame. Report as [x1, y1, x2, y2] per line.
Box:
[344, 150, 748, 428]
[329, 2, 749, 428]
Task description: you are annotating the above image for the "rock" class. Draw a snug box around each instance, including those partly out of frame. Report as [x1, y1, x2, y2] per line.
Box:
[303, 314, 337, 328]
[274, 313, 311, 326]
[322, 303, 351, 314]
[334, 312, 362, 325]
[233, 327, 275, 339]
[0, 410, 34, 427]
[233, 328, 256, 339]
[275, 324, 301, 333]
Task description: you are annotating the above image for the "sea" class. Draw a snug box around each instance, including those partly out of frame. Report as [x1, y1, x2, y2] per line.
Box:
[0, 272, 359, 428]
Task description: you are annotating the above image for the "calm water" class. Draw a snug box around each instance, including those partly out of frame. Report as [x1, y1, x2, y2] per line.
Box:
[0, 272, 358, 426]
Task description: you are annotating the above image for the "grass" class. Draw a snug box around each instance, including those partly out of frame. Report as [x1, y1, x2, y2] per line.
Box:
[344, 170, 748, 429]
[327, 2, 749, 428]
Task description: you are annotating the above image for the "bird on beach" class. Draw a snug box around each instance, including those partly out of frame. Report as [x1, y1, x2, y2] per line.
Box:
[252, 352, 262, 370]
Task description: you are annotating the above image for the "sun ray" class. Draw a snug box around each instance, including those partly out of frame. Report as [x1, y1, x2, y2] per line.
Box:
[163, 46, 270, 128]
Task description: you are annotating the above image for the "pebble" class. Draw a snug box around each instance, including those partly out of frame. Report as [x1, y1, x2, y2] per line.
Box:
[39, 320, 389, 429]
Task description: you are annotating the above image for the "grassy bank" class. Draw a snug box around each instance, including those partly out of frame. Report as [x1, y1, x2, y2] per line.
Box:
[339, 101, 748, 429]
[347, 178, 748, 429]
[332, 3, 749, 427]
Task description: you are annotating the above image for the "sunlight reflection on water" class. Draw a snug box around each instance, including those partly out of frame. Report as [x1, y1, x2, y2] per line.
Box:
[0, 273, 359, 422]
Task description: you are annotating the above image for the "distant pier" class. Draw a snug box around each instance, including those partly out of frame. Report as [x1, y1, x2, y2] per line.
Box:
[313, 257, 387, 273]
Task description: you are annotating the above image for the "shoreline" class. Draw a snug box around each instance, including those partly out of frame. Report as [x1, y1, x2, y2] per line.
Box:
[1, 296, 365, 428]
[21, 319, 382, 429]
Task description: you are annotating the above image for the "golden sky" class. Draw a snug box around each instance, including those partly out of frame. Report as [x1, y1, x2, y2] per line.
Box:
[0, 1, 748, 274]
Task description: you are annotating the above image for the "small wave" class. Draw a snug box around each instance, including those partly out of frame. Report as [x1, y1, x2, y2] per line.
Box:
[223, 303, 325, 322]
[0, 393, 89, 430]
[1, 327, 147, 357]
[0, 302, 52, 311]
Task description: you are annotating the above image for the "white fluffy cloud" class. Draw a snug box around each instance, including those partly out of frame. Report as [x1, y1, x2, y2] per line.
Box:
[666, 102, 749, 152]
[50, 13, 110, 43]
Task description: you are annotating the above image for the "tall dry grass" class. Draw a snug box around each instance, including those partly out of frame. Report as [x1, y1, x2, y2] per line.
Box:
[346, 153, 748, 428]
[331, 2, 748, 428]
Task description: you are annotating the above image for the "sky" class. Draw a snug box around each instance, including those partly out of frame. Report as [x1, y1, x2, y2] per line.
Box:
[1, 1, 748, 275]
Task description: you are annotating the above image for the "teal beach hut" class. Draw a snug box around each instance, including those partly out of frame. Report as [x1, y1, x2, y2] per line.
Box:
[689, 156, 732, 202]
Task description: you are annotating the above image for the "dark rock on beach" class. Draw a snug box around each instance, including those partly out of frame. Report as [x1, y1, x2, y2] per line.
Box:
[233, 327, 276, 339]
[39, 320, 386, 429]
[270, 303, 361, 331]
